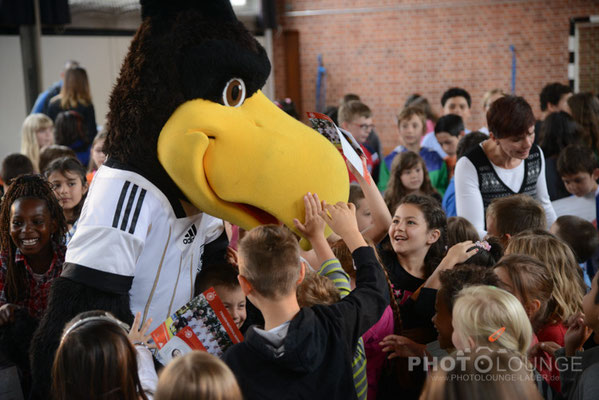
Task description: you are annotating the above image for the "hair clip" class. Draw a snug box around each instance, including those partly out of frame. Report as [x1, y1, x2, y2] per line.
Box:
[474, 240, 491, 252]
[61, 313, 130, 343]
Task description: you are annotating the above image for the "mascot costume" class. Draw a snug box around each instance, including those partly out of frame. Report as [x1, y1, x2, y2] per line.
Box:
[30, 0, 349, 396]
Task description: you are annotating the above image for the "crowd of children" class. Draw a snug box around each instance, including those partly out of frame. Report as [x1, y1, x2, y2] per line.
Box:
[1, 78, 599, 400]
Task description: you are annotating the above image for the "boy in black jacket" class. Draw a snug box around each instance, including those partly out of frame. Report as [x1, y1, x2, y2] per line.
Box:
[223, 199, 389, 400]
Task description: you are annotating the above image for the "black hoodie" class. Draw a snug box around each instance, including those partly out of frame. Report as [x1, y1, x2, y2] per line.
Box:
[223, 247, 389, 400]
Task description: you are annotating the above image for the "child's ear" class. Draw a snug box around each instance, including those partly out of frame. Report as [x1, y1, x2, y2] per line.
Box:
[82, 181, 89, 195]
[499, 233, 511, 248]
[592, 168, 599, 181]
[296, 262, 306, 285]
[459, 130, 465, 138]
[426, 228, 441, 245]
[525, 299, 542, 318]
[237, 275, 253, 297]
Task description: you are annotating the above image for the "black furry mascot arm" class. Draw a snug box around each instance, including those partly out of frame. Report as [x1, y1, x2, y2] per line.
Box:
[30, 0, 349, 397]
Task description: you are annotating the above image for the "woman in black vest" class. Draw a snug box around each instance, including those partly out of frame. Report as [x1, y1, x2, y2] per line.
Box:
[454, 96, 556, 238]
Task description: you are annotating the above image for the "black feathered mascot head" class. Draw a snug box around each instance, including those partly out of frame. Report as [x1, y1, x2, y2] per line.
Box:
[105, 0, 348, 236]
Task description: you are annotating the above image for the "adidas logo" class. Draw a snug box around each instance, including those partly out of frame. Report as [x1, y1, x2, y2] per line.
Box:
[183, 224, 197, 245]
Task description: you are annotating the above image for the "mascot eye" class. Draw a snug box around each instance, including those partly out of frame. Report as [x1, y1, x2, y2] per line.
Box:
[222, 78, 246, 107]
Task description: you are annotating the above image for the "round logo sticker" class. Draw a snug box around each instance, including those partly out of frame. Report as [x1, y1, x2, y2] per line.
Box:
[206, 292, 215, 301]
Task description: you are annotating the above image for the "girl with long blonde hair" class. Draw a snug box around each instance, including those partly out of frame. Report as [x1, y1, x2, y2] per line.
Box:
[451, 285, 555, 398]
[452, 285, 532, 355]
[20, 113, 54, 172]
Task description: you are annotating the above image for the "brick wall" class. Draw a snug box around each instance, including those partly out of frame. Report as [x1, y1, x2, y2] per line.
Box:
[578, 23, 599, 94]
[272, 0, 599, 154]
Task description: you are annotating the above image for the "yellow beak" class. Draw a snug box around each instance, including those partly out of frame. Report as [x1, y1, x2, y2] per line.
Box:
[157, 90, 349, 243]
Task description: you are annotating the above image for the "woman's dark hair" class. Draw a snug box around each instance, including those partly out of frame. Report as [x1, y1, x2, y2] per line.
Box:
[487, 95, 535, 139]
[397, 194, 447, 277]
[52, 310, 148, 400]
[0, 174, 67, 302]
[539, 111, 583, 158]
[55, 110, 89, 149]
[385, 151, 438, 212]
[44, 156, 88, 224]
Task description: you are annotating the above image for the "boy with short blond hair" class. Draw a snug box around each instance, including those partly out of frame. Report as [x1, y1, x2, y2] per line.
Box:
[236, 225, 301, 299]
[223, 201, 389, 400]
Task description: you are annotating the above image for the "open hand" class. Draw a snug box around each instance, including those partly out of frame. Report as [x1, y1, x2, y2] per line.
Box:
[379, 334, 426, 359]
[319, 201, 358, 237]
[319, 201, 366, 251]
[128, 312, 156, 349]
[440, 241, 478, 269]
[293, 193, 326, 242]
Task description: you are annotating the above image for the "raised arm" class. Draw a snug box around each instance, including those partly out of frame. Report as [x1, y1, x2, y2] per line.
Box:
[346, 158, 392, 244]
[294, 192, 335, 268]
[319, 201, 367, 252]
[421, 241, 477, 290]
[318, 201, 389, 342]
